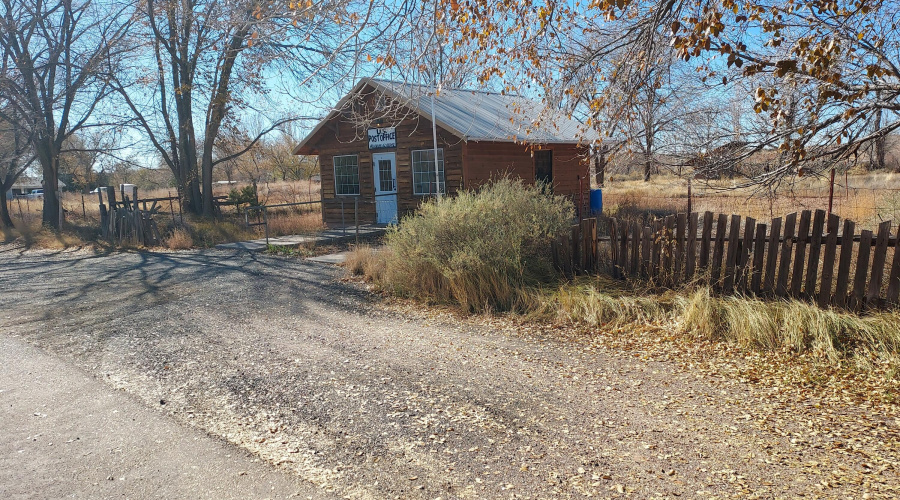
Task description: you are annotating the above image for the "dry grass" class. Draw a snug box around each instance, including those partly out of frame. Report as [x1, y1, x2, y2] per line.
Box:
[601, 171, 900, 227]
[2, 205, 101, 249]
[344, 245, 385, 279]
[163, 228, 194, 250]
[265, 210, 323, 237]
[4, 180, 325, 250]
[678, 288, 900, 372]
[525, 276, 676, 327]
[530, 282, 900, 375]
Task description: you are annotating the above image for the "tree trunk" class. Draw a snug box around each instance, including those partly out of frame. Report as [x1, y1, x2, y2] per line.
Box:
[172, 160, 200, 215]
[200, 24, 250, 217]
[201, 147, 214, 217]
[0, 187, 13, 229]
[643, 129, 654, 182]
[595, 153, 605, 186]
[874, 94, 886, 170]
[1, 168, 21, 229]
[34, 141, 62, 229]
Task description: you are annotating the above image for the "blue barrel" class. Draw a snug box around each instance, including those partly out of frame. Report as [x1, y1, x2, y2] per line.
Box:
[589, 188, 603, 215]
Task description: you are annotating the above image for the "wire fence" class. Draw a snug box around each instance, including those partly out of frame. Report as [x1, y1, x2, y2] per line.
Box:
[599, 175, 900, 230]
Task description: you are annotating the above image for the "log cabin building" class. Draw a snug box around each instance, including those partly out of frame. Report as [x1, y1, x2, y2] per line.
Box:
[293, 78, 599, 226]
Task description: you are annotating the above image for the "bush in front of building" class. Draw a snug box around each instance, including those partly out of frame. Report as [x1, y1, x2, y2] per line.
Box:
[370, 177, 574, 312]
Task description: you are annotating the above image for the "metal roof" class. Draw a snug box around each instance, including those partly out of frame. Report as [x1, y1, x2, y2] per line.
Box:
[293, 78, 599, 155]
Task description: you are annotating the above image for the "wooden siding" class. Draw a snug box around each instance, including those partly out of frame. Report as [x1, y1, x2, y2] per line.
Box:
[316, 111, 464, 226]
[464, 141, 591, 215]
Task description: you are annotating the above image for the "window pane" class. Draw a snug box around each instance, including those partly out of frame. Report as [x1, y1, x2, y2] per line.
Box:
[333, 155, 359, 195]
[411, 149, 445, 195]
[378, 159, 393, 192]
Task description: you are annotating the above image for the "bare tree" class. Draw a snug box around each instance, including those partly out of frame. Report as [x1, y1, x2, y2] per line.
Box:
[112, 0, 402, 217]
[0, 0, 133, 228]
[0, 116, 33, 228]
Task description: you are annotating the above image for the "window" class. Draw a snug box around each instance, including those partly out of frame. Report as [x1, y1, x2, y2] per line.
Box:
[534, 150, 552, 186]
[333, 155, 360, 195]
[411, 148, 446, 195]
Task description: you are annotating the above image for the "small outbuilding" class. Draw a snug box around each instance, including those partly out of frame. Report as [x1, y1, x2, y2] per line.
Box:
[293, 78, 599, 226]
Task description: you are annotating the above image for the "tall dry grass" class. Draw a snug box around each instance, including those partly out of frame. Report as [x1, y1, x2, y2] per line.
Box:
[601, 171, 900, 227]
[354, 178, 574, 312]
[527, 282, 900, 375]
[679, 288, 900, 370]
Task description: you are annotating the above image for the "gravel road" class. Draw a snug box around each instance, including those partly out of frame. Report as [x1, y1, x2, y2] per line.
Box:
[1, 245, 897, 498]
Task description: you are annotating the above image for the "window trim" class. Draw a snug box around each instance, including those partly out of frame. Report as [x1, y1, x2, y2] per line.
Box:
[333, 154, 360, 196]
[411, 148, 446, 196]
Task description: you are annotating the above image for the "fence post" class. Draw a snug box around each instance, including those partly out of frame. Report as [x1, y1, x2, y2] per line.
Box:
[687, 178, 692, 215]
[711, 213, 728, 288]
[57, 190, 63, 228]
[722, 214, 741, 294]
[264, 207, 269, 246]
[867, 221, 892, 307]
[776, 212, 798, 297]
[355, 198, 359, 245]
[609, 218, 619, 278]
[827, 168, 836, 218]
[851, 230, 874, 310]
[834, 219, 856, 308]
[886, 224, 900, 305]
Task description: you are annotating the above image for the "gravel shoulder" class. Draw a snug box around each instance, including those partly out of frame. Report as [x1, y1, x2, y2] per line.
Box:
[0, 245, 898, 498]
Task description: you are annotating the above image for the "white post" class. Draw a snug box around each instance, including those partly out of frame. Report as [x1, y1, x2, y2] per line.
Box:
[431, 90, 441, 199]
[430, 0, 443, 199]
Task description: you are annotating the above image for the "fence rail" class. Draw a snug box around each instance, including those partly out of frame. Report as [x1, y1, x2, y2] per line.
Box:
[553, 210, 900, 311]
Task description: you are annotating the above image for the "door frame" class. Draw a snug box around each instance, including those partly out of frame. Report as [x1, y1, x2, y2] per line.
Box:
[534, 149, 553, 188]
[372, 152, 398, 224]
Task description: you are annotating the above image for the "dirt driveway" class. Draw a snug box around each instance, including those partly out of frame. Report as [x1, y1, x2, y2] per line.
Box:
[0, 246, 897, 498]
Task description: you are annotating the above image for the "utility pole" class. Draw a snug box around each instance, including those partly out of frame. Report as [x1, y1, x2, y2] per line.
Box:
[430, 0, 442, 199]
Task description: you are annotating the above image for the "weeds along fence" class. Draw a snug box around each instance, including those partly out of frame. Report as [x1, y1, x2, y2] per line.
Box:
[555, 210, 900, 311]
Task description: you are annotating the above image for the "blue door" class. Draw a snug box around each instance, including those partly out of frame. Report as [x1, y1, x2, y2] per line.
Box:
[372, 152, 398, 224]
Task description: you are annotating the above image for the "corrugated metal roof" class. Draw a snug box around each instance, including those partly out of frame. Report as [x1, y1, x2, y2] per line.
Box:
[293, 78, 599, 154]
[370, 79, 599, 144]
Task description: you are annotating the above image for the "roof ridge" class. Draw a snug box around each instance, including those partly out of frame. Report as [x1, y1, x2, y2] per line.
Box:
[367, 77, 522, 98]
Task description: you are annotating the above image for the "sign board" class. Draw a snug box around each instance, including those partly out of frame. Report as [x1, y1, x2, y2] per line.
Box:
[368, 127, 396, 149]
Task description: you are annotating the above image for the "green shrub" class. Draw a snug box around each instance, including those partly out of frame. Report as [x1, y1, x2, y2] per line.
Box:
[228, 185, 259, 208]
[376, 178, 574, 312]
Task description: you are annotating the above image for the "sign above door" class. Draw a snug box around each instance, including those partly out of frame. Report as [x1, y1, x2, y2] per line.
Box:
[368, 127, 396, 149]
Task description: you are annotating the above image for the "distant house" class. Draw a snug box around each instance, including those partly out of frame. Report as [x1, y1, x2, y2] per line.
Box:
[6, 178, 66, 198]
[292, 78, 599, 226]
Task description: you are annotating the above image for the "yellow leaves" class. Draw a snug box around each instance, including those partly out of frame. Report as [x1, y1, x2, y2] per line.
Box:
[373, 55, 396, 67]
[865, 64, 886, 79]
[773, 59, 798, 77]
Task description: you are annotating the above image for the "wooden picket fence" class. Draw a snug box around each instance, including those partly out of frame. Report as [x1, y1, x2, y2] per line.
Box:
[98, 186, 163, 246]
[552, 217, 599, 277]
[604, 210, 900, 310]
